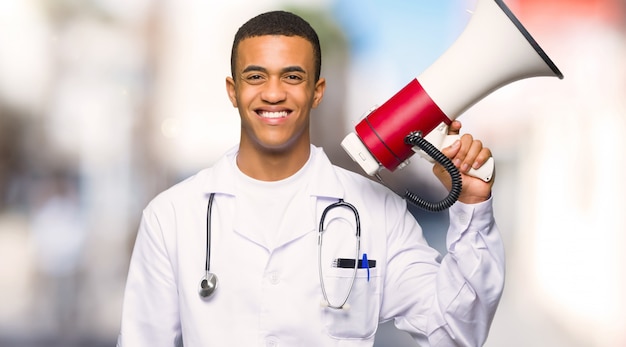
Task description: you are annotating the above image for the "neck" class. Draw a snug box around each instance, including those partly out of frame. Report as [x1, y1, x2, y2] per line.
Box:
[236, 141, 311, 182]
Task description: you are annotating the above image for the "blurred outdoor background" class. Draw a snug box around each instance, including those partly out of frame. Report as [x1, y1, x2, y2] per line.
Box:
[1, 0, 625, 346]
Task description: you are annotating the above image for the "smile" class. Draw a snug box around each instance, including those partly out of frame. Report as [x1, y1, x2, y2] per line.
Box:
[257, 110, 290, 119]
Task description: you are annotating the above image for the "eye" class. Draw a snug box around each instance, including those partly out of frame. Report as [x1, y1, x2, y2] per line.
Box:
[249, 74, 262, 79]
[283, 74, 304, 85]
[242, 73, 266, 85]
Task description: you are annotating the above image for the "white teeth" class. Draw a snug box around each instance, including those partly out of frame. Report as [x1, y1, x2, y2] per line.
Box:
[259, 111, 288, 119]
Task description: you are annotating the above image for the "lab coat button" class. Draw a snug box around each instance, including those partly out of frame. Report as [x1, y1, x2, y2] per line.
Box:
[268, 272, 280, 285]
[458, 212, 469, 224]
[266, 336, 279, 347]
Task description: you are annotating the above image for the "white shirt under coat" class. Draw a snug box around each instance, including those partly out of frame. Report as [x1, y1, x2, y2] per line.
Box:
[117, 145, 505, 347]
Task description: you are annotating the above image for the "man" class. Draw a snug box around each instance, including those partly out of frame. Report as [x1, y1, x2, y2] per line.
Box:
[118, 10, 504, 347]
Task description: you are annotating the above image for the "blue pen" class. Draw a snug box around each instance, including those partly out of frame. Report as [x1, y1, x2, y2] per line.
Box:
[362, 253, 370, 282]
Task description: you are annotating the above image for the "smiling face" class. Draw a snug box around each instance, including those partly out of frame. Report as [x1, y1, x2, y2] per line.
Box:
[226, 35, 325, 163]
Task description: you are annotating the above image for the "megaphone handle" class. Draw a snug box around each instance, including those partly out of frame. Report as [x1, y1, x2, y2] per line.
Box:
[441, 134, 494, 183]
[416, 124, 495, 183]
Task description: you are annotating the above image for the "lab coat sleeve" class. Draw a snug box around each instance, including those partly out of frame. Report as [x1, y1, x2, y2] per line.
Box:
[117, 206, 183, 347]
[384, 197, 505, 347]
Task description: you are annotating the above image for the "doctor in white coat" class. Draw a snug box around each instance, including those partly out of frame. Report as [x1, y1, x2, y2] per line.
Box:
[117, 10, 505, 347]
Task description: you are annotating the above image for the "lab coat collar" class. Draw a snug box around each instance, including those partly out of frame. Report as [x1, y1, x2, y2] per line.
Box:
[305, 145, 346, 200]
[200, 144, 346, 201]
[198, 145, 346, 250]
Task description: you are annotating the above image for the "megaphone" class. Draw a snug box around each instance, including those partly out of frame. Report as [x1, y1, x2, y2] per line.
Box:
[341, 0, 563, 191]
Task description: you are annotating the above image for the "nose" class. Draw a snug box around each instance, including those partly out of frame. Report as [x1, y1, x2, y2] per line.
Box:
[261, 77, 286, 104]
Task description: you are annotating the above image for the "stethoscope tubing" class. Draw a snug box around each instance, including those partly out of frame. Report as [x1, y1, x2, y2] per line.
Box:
[205, 193, 215, 273]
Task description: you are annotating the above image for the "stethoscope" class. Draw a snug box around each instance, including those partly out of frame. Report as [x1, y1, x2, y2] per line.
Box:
[198, 193, 361, 310]
[317, 199, 361, 310]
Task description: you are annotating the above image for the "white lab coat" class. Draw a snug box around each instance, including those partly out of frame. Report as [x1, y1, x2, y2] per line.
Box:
[118, 145, 505, 347]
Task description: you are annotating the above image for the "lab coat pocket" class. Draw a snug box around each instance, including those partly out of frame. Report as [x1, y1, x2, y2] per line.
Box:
[322, 266, 381, 339]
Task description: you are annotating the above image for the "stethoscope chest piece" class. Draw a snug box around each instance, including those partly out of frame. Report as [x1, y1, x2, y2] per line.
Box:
[198, 271, 218, 298]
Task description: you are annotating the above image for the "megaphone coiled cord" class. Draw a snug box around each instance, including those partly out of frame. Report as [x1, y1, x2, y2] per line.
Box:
[404, 132, 462, 212]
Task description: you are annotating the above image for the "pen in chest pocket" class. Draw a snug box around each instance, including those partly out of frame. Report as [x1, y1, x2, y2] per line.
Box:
[332, 254, 376, 281]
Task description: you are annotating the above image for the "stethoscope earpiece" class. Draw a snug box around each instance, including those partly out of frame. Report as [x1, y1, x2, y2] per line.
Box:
[320, 299, 350, 311]
[198, 272, 218, 298]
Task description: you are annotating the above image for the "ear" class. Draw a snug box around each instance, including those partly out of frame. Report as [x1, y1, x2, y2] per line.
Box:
[225, 76, 238, 107]
[312, 77, 326, 109]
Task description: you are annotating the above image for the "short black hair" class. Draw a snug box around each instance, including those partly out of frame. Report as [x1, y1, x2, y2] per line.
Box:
[230, 10, 322, 82]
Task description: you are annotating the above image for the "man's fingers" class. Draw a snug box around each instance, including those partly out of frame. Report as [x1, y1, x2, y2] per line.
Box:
[447, 120, 462, 135]
[461, 138, 483, 173]
[472, 148, 493, 170]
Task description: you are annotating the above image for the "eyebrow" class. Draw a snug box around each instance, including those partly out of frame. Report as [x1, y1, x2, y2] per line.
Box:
[241, 65, 307, 74]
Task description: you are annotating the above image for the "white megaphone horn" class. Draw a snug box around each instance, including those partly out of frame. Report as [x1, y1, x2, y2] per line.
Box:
[341, 0, 564, 182]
